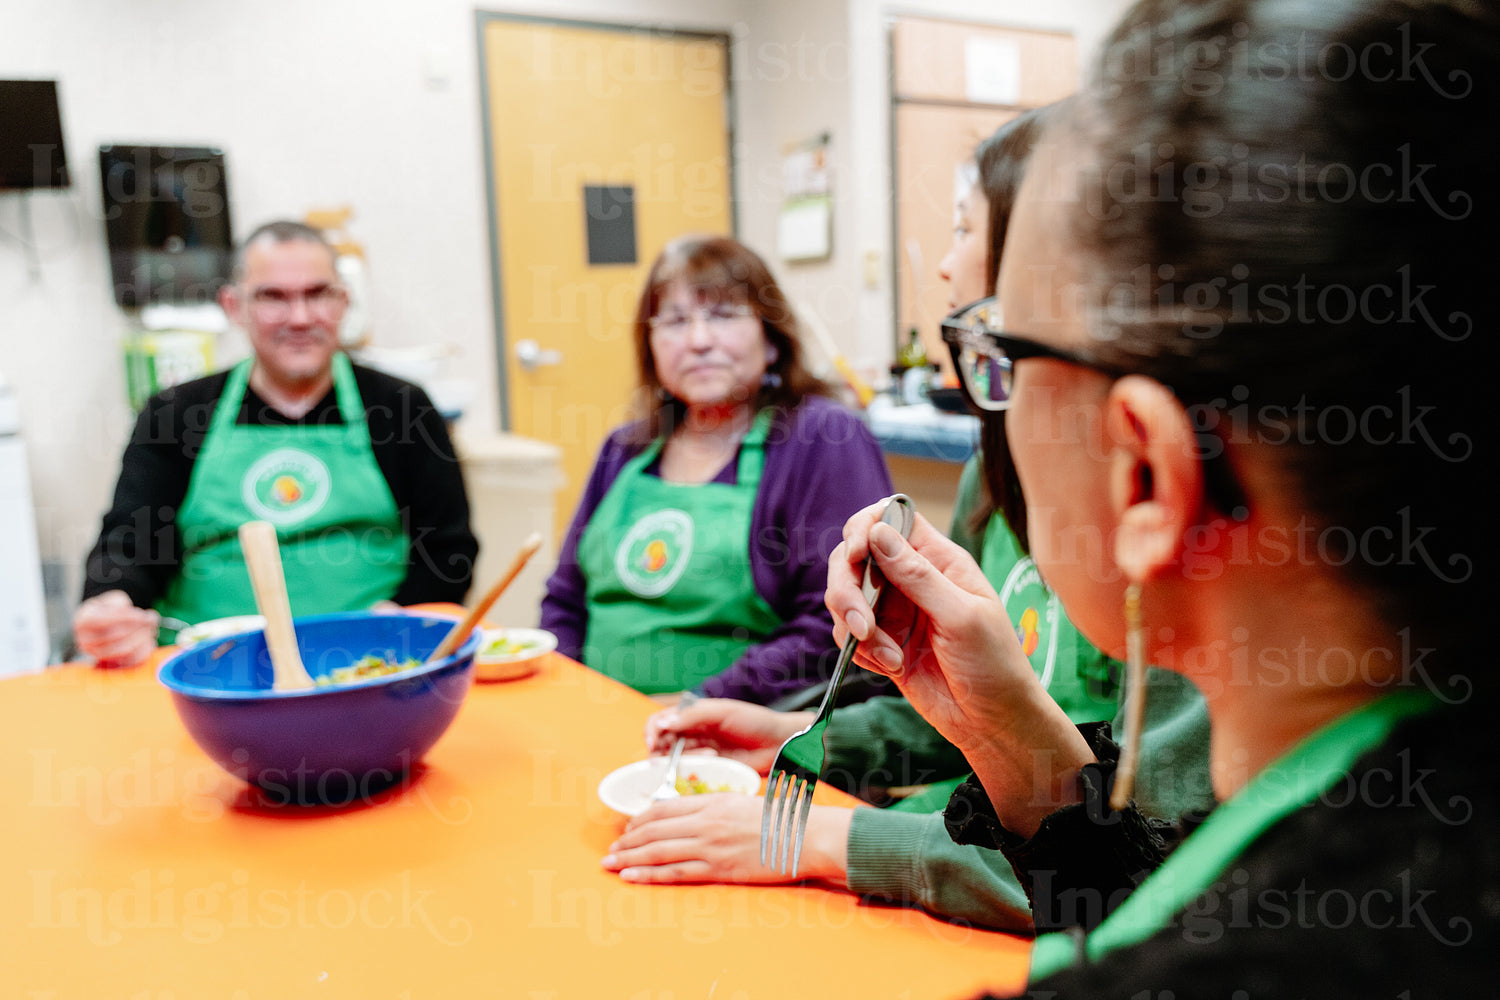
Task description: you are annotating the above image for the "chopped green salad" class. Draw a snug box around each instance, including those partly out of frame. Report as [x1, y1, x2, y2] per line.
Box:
[316, 654, 421, 686]
[483, 634, 540, 657]
[675, 773, 731, 795]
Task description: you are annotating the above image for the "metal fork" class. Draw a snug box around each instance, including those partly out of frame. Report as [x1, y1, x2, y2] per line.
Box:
[759, 493, 915, 875]
[649, 692, 699, 802]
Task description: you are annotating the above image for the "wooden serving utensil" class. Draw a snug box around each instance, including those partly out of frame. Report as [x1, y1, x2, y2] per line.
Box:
[426, 531, 545, 664]
[238, 520, 315, 691]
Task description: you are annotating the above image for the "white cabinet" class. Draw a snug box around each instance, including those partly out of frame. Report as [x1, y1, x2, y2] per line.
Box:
[454, 431, 563, 628]
[0, 386, 48, 675]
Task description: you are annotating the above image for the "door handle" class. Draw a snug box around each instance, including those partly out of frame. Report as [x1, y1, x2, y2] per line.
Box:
[515, 339, 563, 371]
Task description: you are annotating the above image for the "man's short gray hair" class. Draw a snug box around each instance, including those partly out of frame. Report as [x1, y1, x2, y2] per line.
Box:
[231, 220, 337, 281]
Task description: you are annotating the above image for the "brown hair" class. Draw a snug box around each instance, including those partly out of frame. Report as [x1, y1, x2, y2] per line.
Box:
[630, 235, 834, 441]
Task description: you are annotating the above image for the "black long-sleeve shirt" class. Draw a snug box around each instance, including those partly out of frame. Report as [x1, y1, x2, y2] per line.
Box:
[82, 362, 478, 609]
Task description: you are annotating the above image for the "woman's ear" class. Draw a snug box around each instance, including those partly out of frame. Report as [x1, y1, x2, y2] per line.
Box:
[1106, 375, 1204, 582]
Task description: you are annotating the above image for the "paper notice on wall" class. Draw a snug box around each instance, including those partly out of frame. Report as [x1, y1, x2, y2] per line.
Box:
[778, 132, 833, 263]
[964, 36, 1021, 105]
[777, 196, 832, 262]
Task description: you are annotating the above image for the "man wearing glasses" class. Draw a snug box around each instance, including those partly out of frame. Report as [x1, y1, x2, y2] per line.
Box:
[73, 221, 478, 668]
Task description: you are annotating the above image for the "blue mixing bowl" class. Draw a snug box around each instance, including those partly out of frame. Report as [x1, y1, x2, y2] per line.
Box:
[158, 611, 478, 804]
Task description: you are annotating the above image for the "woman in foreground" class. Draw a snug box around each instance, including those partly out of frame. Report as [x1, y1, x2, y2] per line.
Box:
[828, 0, 1496, 993]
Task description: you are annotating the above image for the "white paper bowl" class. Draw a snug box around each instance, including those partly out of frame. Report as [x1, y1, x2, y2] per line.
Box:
[175, 615, 266, 647]
[597, 754, 762, 817]
[474, 627, 557, 681]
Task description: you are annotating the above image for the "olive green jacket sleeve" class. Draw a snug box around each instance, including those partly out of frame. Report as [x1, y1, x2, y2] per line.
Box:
[821, 696, 971, 797]
[846, 808, 1036, 931]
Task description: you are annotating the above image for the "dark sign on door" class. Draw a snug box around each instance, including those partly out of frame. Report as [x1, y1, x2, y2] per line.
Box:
[583, 184, 637, 266]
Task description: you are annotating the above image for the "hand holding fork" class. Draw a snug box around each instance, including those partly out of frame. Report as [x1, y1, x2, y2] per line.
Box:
[649, 692, 700, 802]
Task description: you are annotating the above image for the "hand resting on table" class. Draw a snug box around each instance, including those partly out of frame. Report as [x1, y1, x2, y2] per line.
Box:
[603, 792, 853, 886]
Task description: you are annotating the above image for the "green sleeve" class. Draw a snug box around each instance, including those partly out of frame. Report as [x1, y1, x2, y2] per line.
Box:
[845, 808, 1034, 932]
[823, 696, 972, 795]
[946, 455, 989, 560]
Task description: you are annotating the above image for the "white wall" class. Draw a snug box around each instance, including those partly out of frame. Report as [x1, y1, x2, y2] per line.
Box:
[734, 0, 1132, 382]
[1, 0, 1128, 651]
[734, 1, 854, 356]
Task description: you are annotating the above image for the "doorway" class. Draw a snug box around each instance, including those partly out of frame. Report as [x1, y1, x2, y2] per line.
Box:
[477, 13, 735, 539]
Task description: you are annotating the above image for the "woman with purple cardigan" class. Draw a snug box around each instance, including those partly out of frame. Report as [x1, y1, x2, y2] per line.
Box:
[540, 235, 893, 705]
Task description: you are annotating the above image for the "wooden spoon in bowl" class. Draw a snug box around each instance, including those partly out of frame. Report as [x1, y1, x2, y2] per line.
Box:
[238, 520, 315, 691]
[426, 531, 545, 664]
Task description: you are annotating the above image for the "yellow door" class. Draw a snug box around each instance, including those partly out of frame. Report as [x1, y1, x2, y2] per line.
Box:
[480, 17, 733, 539]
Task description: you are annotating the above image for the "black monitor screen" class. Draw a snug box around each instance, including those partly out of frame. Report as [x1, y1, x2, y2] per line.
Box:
[0, 80, 69, 190]
[99, 144, 233, 308]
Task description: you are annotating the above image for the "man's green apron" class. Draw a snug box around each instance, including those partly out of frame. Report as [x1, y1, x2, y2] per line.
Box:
[577, 410, 783, 694]
[1027, 689, 1437, 982]
[157, 353, 408, 629]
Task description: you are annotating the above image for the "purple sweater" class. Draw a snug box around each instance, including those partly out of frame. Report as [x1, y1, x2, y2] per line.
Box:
[540, 396, 895, 704]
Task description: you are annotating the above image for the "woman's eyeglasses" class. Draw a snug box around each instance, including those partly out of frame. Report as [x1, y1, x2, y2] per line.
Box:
[648, 302, 756, 338]
[939, 297, 1128, 412]
[940, 296, 1249, 520]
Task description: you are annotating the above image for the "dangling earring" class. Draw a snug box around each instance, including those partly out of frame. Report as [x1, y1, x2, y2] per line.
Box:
[1110, 581, 1148, 812]
[762, 344, 781, 390]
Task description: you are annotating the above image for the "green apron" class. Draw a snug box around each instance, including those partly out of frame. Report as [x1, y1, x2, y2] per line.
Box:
[1028, 688, 1438, 982]
[578, 410, 783, 694]
[156, 353, 408, 631]
[982, 513, 1118, 725]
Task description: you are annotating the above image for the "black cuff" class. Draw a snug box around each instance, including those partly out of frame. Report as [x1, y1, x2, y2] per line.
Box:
[943, 774, 1010, 849]
[1077, 720, 1119, 762]
[942, 722, 1121, 850]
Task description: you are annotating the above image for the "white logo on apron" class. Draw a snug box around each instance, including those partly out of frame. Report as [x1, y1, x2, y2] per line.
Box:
[998, 556, 1062, 690]
[615, 509, 695, 598]
[241, 447, 333, 526]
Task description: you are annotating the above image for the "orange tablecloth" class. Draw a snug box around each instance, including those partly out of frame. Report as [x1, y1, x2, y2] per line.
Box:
[0, 645, 1029, 998]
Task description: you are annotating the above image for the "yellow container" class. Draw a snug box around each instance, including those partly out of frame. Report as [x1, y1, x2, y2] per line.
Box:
[123, 330, 214, 411]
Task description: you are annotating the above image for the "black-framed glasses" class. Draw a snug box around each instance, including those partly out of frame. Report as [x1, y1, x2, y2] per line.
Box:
[940, 296, 1249, 520]
[940, 296, 1128, 412]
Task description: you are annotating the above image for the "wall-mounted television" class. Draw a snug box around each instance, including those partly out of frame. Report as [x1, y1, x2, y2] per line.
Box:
[99, 144, 233, 308]
[0, 80, 69, 191]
